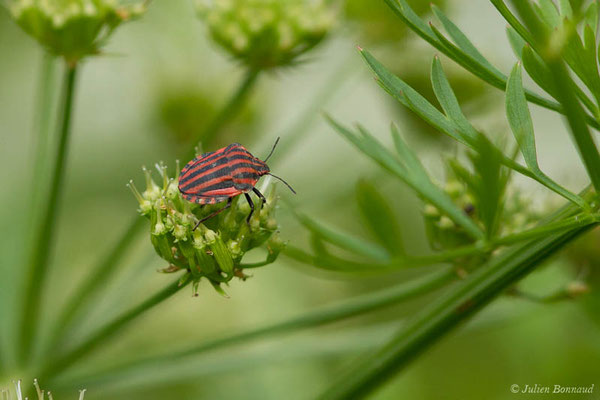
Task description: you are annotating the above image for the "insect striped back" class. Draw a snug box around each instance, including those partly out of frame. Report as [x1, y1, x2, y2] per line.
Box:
[178, 143, 270, 205]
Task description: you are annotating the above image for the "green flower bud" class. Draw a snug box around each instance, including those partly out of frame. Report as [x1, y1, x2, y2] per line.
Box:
[437, 216, 455, 230]
[8, 0, 146, 64]
[142, 166, 162, 201]
[423, 204, 440, 218]
[444, 180, 464, 199]
[127, 180, 152, 215]
[129, 161, 285, 295]
[197, 0, 333, 69]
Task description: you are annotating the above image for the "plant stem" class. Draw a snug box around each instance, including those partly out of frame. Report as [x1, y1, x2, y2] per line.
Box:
[40, 276, 190, 381]
[18, 63, 79, 365]
[56, 267, 456, 385]
[42, 217, 146, 358]
[29, 53, 57, 225]
[318, 203, 596, 399]
[546, 59, 600, 191]
[184, 68, 260, 161]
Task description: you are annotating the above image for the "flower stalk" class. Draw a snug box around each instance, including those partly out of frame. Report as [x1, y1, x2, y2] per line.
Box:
[184, 68, 260, 160]
[19, 63, 79, 364]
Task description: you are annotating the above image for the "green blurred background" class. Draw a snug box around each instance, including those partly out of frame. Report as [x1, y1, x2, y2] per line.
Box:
[1, 0, 599, 399]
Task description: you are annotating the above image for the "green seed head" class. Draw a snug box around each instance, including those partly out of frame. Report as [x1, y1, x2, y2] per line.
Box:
[8, 0, 147, 64]
[130, 162, 284, 295]
[196, 0, 333, 69]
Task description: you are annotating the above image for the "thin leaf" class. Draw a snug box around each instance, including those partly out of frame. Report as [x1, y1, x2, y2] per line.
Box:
[559, 0, 574, 18]
[522, 44, 558, 98]
[359, 50, 469, 146]
[585, 1, 598, 34]
[430, 56, 479, 142]
[506, 26, 527, 59]
[387, 0, 600, 130]
[295, 212, 390, 261]
[505, 62, 587, 207]
[535, 0, 561, 29]
[506, 63, 539, 171]
[356, 180, 405, 256]
[468, 137, 507, 239]
[546, 57, 600, 192]
[431, 5, 504, 76]
[328, 116, 485, 240]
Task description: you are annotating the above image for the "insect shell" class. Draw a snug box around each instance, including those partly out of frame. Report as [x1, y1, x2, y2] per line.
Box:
[178, 138, 295, 230]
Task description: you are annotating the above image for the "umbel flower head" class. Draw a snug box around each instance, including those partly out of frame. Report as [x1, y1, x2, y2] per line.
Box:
[8, 0, 147, 64]
[196, 0, 333, 69]
[128, 162, 285, 296]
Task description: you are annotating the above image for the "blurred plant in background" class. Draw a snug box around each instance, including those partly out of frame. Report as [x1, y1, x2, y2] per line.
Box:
[154, 81, 261, 150]
[197, 0, 333, 70]
[8, 0, 146, 64]
[1, 0, 600, 399]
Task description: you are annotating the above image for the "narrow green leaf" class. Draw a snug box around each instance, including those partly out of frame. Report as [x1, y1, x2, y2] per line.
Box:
[329, 116, 485, 240]
[383, 0, 438, 44]
[356, 180, 405, 256]
[431, 4, 504, 76]
[585, 1, 598, 34]
[535, 0, 561, 29]
[468, 137, 507, 239]
[522, 45, 558, 98]
[506, 26, 527, 59]
[387, 125, 485, 240]
[428, 23, 507, 88]
[430, 56, 479, 142]
[295, 211, 390, 261]
[562, 26, 600, 103]
[506, 63, 539, 171]
[359, 49, 469, 146]
[559, 0, 574, 18]
[546, 58, 600, 192]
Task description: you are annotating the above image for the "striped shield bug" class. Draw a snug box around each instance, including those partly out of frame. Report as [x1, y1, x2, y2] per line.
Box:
[178, 138, 296, 230]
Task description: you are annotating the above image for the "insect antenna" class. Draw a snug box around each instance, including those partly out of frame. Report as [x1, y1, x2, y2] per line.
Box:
[267, 173, 297, 194]
[263, 137, 280, 162]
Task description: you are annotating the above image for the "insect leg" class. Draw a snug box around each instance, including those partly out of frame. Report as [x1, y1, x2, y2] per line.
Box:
[193, 198, 232, 231]
[252, 187, 267, 208]
[244, 193, 254, 224]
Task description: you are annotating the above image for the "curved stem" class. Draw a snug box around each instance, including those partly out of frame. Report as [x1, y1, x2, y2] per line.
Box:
[42, 217, 146, 358]
[18, 63, 78, 365]
[57, 267, 455, 386]
[40, 276, 190, 381]
[318, 204, 597, 399]
[184, 68, 260, 161]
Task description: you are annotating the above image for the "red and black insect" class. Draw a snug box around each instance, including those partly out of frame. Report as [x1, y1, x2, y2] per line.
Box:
[178, 138, 295, 230]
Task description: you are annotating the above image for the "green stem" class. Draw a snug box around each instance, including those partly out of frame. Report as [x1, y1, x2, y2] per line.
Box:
[55, 267, 455, 385]
[18, 63, 78, 364]
[29, 53, 57, 224]
[504, 0, 600, 190]
[318, 202, 596, 399]
[42, 217, 146, 358]
[502, 156, 587, 209]
[184, 69, 260, 161]
[40, 276, 190, 381]
[547, 59, 600, 191]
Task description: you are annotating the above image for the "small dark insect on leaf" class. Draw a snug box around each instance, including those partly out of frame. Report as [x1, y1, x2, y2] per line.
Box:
[178, 137, 296, 230]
